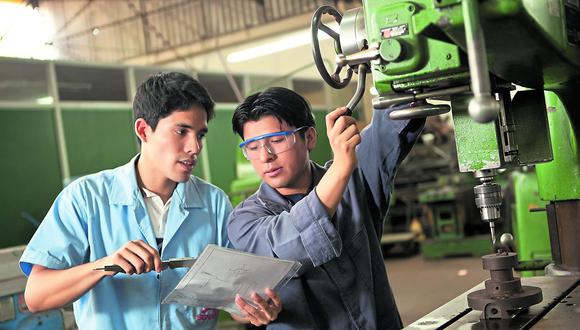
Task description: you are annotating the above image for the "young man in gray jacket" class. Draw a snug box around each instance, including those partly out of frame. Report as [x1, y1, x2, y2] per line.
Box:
[228, 87, 424, 329]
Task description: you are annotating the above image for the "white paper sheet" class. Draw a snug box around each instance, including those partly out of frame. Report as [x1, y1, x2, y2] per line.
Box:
[162, 244, 301, 314]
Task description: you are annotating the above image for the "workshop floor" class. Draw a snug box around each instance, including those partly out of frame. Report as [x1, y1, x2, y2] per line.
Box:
[385, 253, 489, 327]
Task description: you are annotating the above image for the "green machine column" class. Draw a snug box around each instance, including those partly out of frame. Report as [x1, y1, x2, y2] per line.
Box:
[535, 92, 580, 273]
[510, 171, 551, 277]
[536, 92, 579, 201]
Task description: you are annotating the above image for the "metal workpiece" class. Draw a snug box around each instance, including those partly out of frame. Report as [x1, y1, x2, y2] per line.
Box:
[467, 252, 543, 320]
[461, 0, 499, 123]
[481, 252, 522, 270]
[498, 233, 516, 253]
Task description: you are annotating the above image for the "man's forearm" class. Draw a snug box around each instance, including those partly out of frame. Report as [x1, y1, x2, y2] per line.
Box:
[25, 262, 109, 312]
[315, 164, 351, 216]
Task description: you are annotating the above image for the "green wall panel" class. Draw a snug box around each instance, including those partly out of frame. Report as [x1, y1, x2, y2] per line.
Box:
[61, 108, 206, 184]
[310, 109, 332, 165]
[0, 106, 334, 248]
[204, 107, 238, 193]
[191, 151, 205, 179]
[62, 109, 138, 178]
[0, 109, 62, 248]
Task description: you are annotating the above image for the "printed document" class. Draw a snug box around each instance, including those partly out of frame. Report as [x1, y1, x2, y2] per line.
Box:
[162, 244, 301, 314]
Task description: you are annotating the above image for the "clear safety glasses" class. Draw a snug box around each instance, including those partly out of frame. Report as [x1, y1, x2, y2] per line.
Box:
[239, 126, 310, 160]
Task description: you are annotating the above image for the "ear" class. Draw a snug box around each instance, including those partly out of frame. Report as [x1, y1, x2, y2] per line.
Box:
[134, 118, 151, 144]
[305, 127, 317, 152]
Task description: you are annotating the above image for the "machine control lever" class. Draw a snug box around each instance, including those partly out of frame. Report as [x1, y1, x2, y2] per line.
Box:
[335, 47, 380, 67]
[372, 85, 469, 119]
[345, 64, 368, 114]
[462, 0, 499, 123]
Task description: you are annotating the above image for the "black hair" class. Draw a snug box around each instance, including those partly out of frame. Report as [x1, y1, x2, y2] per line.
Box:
[232, 87, 315, 138]
[133, 72, 215, 130]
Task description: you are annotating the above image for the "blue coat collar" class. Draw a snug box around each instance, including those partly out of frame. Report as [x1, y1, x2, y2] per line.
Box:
[110, 154, 204, 209]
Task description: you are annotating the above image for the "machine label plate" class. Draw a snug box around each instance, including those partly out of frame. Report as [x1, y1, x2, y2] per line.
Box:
[381, 24, 408, 39]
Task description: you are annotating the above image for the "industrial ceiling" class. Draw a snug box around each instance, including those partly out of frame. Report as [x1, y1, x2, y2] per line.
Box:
[27, 0, 361, 65]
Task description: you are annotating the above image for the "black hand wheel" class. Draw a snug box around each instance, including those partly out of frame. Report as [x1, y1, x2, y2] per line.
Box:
[311, 6, 352, 89]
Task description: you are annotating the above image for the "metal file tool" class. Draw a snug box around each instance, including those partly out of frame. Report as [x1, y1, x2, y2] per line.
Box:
[94, 257, 196, 273]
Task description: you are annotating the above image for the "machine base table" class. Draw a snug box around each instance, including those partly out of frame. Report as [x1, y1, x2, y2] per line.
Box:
[405, 276, 580, 329]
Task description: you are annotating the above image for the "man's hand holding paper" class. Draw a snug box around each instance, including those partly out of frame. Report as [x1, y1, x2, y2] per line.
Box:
[232, 288, 282, 326]
[162, 245, 300, 326]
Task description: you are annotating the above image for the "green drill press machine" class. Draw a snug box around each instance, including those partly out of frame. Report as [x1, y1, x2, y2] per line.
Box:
[311, 0, 579, 328]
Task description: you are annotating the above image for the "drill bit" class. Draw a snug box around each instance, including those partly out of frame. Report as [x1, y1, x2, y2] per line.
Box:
[489, 221, 496, 246]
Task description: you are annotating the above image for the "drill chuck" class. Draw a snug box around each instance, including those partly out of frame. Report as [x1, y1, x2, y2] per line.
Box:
[474, 182, 502, 222]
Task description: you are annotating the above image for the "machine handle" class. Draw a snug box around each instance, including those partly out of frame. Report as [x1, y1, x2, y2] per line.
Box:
[345, 64, 368, 114]
[311, 6, 352, 89]
[388, 103, 450, 120]
[462, 0, 499, 123]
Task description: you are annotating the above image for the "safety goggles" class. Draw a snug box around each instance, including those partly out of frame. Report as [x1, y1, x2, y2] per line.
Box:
[239, 126, 310, 160]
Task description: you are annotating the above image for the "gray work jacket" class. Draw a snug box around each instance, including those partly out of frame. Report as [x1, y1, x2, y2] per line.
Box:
[228, 108, 424, 329]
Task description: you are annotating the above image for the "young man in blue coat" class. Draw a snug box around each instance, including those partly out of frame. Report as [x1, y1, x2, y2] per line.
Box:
[228, 87, 424, 329]
[20, 72, 281, 329]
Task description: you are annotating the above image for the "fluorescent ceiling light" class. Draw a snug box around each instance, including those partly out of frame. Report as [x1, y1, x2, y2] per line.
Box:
[227, 28, 334, 63]
[36, 96, 54, 104]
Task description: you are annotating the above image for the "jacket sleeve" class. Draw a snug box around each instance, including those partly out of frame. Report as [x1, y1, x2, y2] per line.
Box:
[213, 189, 233, 249]
[227, 190, 342, 274]
[355, 107, 425, 224]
